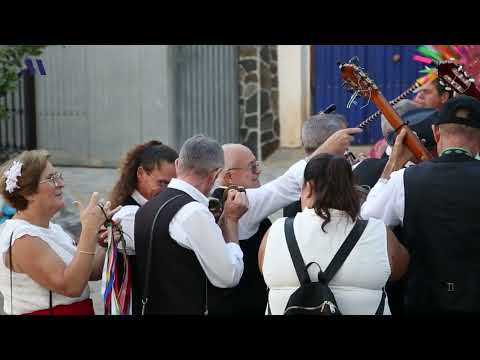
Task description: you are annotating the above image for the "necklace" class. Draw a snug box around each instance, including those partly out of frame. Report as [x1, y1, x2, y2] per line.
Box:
[440, 147, 473, 158]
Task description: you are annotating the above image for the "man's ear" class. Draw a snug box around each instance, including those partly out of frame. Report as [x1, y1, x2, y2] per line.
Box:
[223, 170, 233, 185]
[432, 125, 441, 144]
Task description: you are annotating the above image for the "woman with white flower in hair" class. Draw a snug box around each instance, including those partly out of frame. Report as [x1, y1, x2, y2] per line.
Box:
[0, 150, 120, 315]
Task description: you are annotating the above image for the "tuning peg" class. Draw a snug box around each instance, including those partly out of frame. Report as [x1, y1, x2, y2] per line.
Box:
[445, 87, 452, 91]
[469, 78, 475, 83]
[439, 80, 445, 86]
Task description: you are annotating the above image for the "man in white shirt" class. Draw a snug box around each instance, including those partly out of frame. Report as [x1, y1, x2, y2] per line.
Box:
[239, 126, 363, 241]
[283, 111, 348, 217]
[134, 135, 248, 315]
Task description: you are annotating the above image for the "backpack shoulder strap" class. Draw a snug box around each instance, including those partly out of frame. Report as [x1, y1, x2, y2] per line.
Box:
[323, 219, 368, 283]
[284, 217, 310, 285]
[375, 288, 386, 315]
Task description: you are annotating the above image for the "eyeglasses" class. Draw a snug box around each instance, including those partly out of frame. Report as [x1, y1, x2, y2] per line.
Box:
[39, 172, 64, 187]
[227, 161, 261, 174]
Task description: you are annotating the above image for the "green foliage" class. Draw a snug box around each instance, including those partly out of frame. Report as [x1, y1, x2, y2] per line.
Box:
[0, 45, 47, 120]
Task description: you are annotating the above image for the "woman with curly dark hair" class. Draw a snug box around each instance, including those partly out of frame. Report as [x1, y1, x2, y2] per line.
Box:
[101, 140, 178, 315]
[258, 154, 409, 315]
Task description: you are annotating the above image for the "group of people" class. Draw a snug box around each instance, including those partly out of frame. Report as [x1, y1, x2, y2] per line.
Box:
[1, 74, 479, 315]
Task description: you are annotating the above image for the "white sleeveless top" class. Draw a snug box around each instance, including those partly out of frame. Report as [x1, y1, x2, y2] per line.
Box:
[0, 219, 90, 315]
[263, 208, 391, 315]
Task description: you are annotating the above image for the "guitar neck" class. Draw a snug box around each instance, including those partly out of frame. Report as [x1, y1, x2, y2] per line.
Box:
[371, 92, 433, 161]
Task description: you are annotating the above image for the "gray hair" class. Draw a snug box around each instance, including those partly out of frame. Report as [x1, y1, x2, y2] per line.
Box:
[381, 99, 419, 137]
[302, 113, 348, 155]
[178, 134, 224, 177]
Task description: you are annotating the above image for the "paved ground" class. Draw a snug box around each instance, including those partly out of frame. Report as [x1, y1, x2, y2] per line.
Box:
[1, 145, 370, 315]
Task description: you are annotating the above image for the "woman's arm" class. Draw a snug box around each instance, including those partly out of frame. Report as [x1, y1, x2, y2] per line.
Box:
[89, 246, 106, 281]
[10, 230, 99, 297]
[386, 226, 410, 281]
[9, 193, 120, 297]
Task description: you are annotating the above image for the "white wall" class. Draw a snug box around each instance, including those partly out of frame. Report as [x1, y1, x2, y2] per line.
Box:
[277, 45, 311, 148]
[36, 45, 176, 167]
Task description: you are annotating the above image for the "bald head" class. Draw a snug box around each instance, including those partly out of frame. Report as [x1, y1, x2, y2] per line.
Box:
[223, 144, 253, 169]
[220, 144, 261, 188]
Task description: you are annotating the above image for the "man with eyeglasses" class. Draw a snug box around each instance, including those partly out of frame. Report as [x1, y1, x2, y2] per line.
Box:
[209, 123, 362, 315]
[209, 144, 267, 315]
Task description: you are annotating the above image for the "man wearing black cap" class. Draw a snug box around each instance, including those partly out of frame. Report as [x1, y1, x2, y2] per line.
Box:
[362, 95, 480, 314]
[354, 106, 438, 189]
[354, 106, 438, 315]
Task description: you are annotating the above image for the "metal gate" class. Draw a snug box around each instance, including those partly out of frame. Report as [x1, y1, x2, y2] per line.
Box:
[0, 73, 36, 162]
[313, 45, 424, 144]
[175, 45, 239, 146]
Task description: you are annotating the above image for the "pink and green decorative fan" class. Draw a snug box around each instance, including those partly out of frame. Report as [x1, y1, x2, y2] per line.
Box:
[413, 45, 480, 86]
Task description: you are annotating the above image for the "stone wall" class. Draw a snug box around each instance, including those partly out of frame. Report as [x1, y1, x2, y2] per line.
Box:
[238, 45, 279, 160]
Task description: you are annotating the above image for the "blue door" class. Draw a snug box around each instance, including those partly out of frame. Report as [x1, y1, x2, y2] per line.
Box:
[313, 45, 424, 145]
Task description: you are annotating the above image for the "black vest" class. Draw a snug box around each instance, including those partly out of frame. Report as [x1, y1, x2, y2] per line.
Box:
[135, 187, 230, 315]
[210, 187, 271, 315]
[403, 152, 480, 314]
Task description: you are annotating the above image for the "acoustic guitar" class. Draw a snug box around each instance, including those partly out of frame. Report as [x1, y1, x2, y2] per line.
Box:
[338, 62, 432, 161]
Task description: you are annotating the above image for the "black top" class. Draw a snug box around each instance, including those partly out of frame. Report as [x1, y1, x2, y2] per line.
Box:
[353, 157, 389, 189]
[403, 152, 480, 314]
[210, 187, 271, 315]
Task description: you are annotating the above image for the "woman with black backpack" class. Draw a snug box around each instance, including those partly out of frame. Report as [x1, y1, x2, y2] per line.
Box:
[258, 154, 409, 315]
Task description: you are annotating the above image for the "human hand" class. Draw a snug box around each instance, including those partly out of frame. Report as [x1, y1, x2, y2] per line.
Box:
[389, 128, 418, 169]
[222, 189, 249, 222]
[73, 193, 121, 233]
[312, 128, 363, 157]
[97, 219, 122, 248]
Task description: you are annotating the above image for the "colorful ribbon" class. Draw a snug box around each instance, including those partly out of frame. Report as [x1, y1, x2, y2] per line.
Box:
[103, 224, 132, 315]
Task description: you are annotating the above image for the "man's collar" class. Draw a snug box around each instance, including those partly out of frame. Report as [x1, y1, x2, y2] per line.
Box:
[131, 190, 148, 206]
[168, 178, 209, 207]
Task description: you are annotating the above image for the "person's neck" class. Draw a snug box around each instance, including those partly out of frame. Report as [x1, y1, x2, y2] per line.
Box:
[438, 141, 475, 157]
[178, 175, 210, 197]
[14, 206, 52, 228]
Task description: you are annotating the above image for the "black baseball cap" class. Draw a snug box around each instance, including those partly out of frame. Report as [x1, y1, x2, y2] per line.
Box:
[435, 95, 480, 129]
[387, 108, 438, 150]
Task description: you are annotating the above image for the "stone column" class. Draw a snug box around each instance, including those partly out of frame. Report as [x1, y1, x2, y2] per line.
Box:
[239, 45, 279, 161]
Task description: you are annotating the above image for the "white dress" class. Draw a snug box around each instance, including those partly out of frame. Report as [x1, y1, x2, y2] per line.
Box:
[263, 208, 391, 315]
[0, 219, 90, 315]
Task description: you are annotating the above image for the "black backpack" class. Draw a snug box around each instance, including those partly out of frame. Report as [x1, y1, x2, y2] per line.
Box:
[269, 217, 386, 315]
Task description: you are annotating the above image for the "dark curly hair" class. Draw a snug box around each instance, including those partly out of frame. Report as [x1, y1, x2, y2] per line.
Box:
[304, 154, 360, 232]
[110, 141, 178, 208]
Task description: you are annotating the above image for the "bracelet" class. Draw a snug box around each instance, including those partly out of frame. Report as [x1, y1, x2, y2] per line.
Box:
[79, 250, 96, 256]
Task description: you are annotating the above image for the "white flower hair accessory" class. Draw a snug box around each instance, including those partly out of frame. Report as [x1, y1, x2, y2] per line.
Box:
[4, 160, 23, 193]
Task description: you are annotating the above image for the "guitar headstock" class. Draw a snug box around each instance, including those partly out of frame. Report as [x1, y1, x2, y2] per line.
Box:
[338, 62, 379, 99]
[437, 60, 475, 94]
